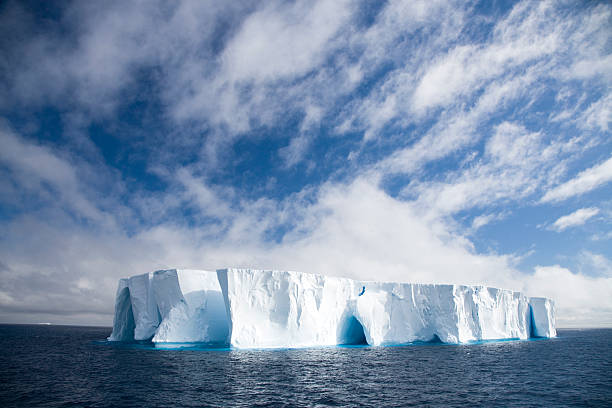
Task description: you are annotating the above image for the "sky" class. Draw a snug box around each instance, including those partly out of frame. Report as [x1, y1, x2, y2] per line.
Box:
[0, 0, 610, 328]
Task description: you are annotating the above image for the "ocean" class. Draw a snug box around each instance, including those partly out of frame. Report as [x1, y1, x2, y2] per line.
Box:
[0, 325, 610, 407]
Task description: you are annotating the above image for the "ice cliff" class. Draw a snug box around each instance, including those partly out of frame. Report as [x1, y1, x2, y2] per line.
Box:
[108, 269, 229, 344]
[109, 268, 556, 348]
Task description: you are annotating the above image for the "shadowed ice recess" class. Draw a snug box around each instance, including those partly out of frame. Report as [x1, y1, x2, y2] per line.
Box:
[108, 269, 556, 349]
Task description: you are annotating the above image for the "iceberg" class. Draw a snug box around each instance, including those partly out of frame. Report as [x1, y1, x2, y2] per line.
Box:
[108, 268, 556, 348]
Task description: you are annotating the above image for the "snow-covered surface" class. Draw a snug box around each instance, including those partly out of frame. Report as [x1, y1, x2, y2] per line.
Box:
[109, 268, 556, 348]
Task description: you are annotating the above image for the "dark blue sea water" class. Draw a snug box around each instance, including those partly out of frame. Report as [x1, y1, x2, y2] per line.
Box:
[0, 325, 610, 407]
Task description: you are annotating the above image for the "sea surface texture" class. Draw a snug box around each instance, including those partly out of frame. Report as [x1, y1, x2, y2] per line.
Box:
[0, 325, 610, 407]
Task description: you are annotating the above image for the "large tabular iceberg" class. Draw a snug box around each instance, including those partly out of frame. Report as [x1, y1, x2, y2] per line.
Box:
[108, 268, 556, 348]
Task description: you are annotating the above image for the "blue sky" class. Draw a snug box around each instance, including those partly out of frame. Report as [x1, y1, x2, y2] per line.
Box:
[0, 0, 610, 327]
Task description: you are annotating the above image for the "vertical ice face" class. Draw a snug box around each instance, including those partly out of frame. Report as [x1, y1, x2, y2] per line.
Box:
[529, 297, 557, 338]
[342, 283, 532, 346]
[107, 278, 135, 341]
[454, 286, 531, 342]
[108, 269, 230, 344]
[152, 269, 230, 344]
[128, 273, 160, 341]
[217, 268, 363, 348]
[354, 283, 461, 345]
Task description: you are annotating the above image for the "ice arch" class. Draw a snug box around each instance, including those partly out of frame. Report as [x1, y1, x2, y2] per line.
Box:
[337, 315, 368, 345]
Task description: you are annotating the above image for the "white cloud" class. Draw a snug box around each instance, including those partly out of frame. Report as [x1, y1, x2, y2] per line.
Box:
[345, 0, 609, 179]
[541, 156, 612, 203]
[349, 0, 566, 142]
[2, 0, 608, 170]
[176, 168, 234, 220]
[555, 4, 612, 82]
[278, 134, 312, 168]
[269, 178, 519, 288]
[471, 212, 509, 231]
[580, 93, 612, 132]
[591, 230, 612, 242]
[376, 65, 544, 176]
[567, 55, 612, 82]
[405, 122, 573, 217]
[221, 0, 353, 82]
[579, 251, 612, 277]
[169, 0, 358, 136]
[0, 127, 112, 225]
[411, 20, 557, 114]
[550, 207, 600, 232]
[329, 0, 468, 139]
[524, 265, 612, 327]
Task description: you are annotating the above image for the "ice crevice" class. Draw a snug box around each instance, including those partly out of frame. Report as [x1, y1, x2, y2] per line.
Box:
[108, 268, 556, 349]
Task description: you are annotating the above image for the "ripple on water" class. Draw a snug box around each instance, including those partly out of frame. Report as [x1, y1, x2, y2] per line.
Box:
[0, 326, 610, 407]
